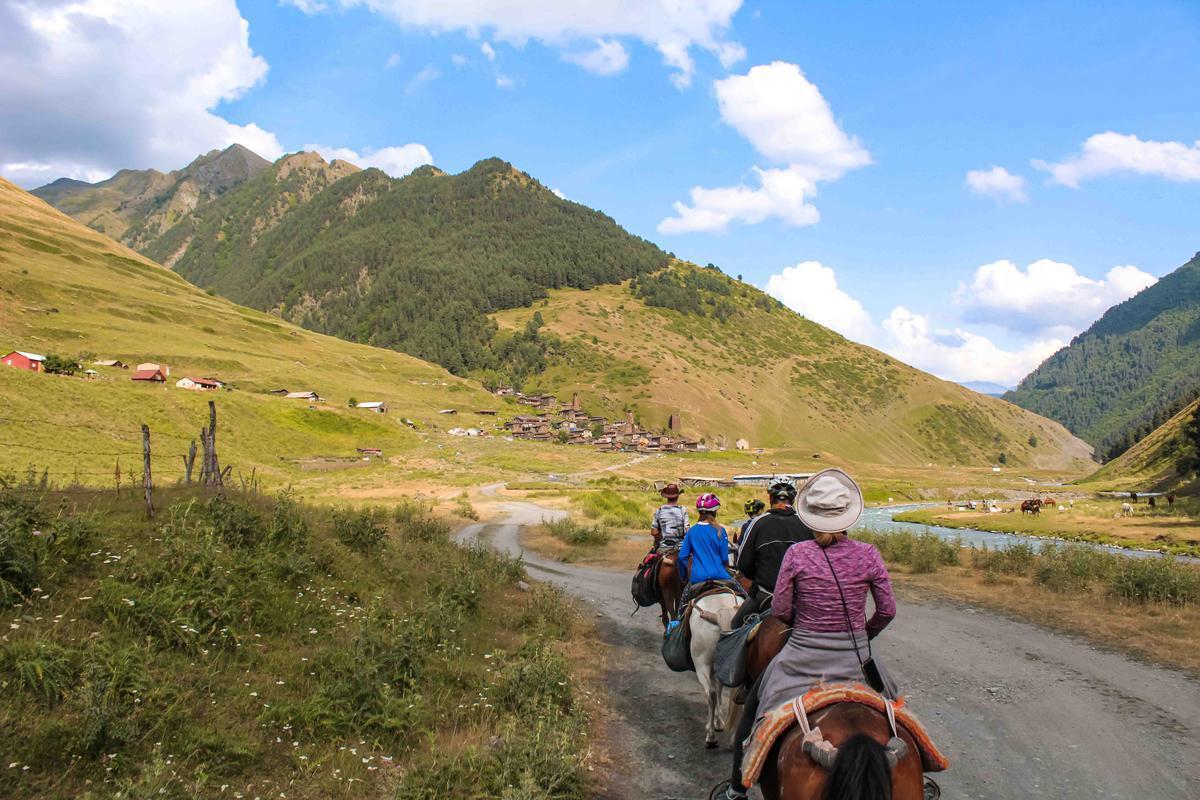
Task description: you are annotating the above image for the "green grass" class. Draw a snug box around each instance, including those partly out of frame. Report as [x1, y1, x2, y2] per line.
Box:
[853, 528, 961, 573]
[0, 485, 591, 799]
[543, 517, 613, 546]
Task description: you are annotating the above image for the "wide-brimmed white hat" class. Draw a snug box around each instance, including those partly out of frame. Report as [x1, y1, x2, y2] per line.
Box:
[796, 468, 863, 533]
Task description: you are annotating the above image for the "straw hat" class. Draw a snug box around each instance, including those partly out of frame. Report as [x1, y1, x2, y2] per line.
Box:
[796, 469, 863, 533]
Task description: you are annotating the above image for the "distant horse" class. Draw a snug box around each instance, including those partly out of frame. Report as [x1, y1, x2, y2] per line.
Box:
[1121, 502, 1134, 518]
[1020, 499, 1041, 515]
[1148, 496, 1157, 509]
[1167, 494, 1176, 507]
[690, 591, 743, 748]
[743, 618, 926, 800]
[656, 551, 682, 629]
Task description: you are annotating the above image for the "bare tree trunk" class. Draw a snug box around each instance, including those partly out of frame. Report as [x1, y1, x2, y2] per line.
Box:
[183, 440, 196, 485]
[141, 424, 154, 518]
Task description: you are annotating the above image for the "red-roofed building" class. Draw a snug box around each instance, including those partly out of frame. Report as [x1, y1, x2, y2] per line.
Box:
[131, 368, 166, 383]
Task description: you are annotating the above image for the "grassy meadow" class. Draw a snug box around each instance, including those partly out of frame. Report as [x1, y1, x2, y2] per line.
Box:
[895, 498, 1200, 557]
[0, 485, 595, 799]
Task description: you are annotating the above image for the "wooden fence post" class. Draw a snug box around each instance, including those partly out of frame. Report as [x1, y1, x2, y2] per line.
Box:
[208, 400, 223, 489]
[114, 458, 121, 497]
[141, 424, 154, 518]
[183, 440, 196, 485]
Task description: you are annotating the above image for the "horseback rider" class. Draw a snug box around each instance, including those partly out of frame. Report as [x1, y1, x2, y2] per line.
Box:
[724, 469, 899, 800]
[650, 483, 689, 553]
[731, 476, 812, 628]
[677, 493, 740, 607]
[732, 498, 766, 553]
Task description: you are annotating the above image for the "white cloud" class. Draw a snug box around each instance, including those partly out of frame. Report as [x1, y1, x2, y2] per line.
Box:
[495, 73, 516, 90]
[303, 0, 743, 86]
[764, 261, 874, 342]
[385, 52, 402, 68]
[881, 307, 1063, 385]
[551, 187, 567, 199]
[0, 0, 282, 188]
[953, 259, 1157, 334]
[480, 41, 496, 62]
[562, 38, 630, 75]
[305, 143, 433, 177]
[451, 53, 468, 67]
[658, 166, 819, 233]
[284, 0, 329, 12]
[713, 62, 871, 180]
[405, 63, 440, 94]
[1033, 132, 1200, 187]
[965, 166, 1027, 203]
[659, 61, 868, 233]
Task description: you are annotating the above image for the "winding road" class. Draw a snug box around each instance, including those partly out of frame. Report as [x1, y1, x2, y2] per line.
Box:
[460, 498, 1200, 800]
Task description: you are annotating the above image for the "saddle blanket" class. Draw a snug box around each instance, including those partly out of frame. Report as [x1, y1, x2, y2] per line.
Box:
[741, 683, 949, 787]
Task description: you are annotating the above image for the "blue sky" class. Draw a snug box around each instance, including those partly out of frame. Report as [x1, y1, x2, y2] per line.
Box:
[2, 0, 1198, 384]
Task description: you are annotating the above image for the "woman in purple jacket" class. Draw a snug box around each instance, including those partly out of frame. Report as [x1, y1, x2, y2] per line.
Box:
[722, 468, 898, 800]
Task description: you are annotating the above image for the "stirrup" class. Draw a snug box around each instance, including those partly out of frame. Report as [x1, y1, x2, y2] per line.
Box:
[923, 775, 941, 800]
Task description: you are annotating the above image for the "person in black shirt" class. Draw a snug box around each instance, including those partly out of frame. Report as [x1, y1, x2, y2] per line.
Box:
[731, 477, 812, 628]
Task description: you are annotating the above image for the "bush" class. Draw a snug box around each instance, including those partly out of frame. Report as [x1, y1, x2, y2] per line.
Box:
[575, 488, 644, 528]
[331, 506, 389, 553]
[454, 493, 479, 521]
[0, 488, 47, 606]
[0, 639, 79, 705]
[47, 512, 99, 566]
[267, 491, 310, 549]
[971, 543, 1036, 576]
[544, 516, 613, 546]
[853, 528, 958, 573]
[1110, 557, 1200, 605]
[1033, 545, 1115, 593]
[491, 643, 573, 716]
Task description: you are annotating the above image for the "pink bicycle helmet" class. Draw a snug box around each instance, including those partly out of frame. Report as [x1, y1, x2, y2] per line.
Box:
[696, 493, 721, 512]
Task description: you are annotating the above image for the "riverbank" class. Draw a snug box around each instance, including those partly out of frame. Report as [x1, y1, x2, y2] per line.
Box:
[893, 500, 1200, 557]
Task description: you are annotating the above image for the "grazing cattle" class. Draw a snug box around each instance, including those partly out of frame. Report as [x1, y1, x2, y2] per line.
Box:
[1020, 499, 1041, 515]
[1121, 502, 1134, 518]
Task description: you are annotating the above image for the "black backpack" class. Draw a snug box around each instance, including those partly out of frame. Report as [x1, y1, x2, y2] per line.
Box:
[631, 553, 661, 608]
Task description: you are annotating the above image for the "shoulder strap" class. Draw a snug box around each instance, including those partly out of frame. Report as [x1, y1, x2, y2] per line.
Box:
[818, 543, 873, 667]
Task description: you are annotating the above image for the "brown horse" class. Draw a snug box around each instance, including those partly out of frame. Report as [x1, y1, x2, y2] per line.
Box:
[744, 617, 928, 800]
[1020, 498, 1041, 515]
[656, 551, 682, 628]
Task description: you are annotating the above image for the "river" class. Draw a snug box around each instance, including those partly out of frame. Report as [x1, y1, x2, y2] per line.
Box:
[854, 504, 1190, 561]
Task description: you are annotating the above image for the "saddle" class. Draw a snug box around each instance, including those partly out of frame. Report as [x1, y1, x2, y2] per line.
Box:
[741, 684, 949, 787]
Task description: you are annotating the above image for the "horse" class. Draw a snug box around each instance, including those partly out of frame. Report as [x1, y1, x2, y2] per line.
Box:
[690, 591, 743, 748]
[1020, 499, 1041, 515]
[1167, 493, 1176, 507]
[1148, 496, 1157, 509]
[742, 617, 927, 800]
[656, 551, 682, 629]
[1121, 502, 1134, 518]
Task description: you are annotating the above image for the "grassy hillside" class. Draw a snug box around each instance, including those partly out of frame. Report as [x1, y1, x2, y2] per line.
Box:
[1007, 251, 1200, 458]
[0, 175, 595, 489]
[0, 486, 590, 799]
[494, 263, 1094, 471]
[1086, 396, 1200, 491]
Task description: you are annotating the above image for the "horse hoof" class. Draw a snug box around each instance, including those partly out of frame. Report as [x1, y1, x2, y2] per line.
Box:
[706, 740, 718, 750]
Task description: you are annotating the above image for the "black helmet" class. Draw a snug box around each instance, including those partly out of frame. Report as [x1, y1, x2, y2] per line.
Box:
[768, 477, 797, 502]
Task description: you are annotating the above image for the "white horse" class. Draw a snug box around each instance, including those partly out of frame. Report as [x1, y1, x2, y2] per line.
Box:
[1121, 502, 1134, 518]
[688, 591, 742, 748]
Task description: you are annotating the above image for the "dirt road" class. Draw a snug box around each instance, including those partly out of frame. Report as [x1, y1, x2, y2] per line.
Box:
[461, 500, 1200, 800]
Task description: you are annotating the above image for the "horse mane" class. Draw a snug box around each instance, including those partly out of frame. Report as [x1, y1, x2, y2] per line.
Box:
[822, 734, 893, 800]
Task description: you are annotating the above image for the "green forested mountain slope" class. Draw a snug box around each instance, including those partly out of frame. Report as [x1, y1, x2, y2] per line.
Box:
[1006, 252, 1200, 458]
[1086, 397, 1200, 490]
[31, 144, 271, 246]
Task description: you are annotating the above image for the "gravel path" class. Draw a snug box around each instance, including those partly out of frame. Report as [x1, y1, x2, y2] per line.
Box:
[461, 500, 1200, 800]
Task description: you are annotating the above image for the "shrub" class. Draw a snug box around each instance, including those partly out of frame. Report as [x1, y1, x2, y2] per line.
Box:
[491, 643, 573, 716]
[331, 506, 389, 553]
[1034, 545, 1115, 593]
[0, 488, 47, 606]
[971, 543, 1036, 576]
[267, 491, 310, 549]
[853, 528, 957, 573]
[575, 488, 644, 528]
[544, 516, 612, 546]
[48, 512, 99, 566]
[1109, 557, 1200, 605]
[72, 642, 147, 758]
[454, 493, 479, 521]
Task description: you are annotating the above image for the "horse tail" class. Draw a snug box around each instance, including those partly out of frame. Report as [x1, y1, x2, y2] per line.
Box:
[822, 734, 893, 800]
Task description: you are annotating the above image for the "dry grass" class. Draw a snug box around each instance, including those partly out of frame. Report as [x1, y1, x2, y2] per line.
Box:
[892, 563, 1200, 676]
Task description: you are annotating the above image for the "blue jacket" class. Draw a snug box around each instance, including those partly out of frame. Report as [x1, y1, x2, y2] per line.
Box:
[678, 522, 730, 584]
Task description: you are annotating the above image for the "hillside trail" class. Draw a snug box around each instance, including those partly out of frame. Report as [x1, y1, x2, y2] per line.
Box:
[459, 496, 1200, 800]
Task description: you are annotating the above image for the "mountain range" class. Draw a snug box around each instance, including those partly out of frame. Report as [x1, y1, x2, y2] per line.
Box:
[1007, 251, 1200, 460]
[29, 145, 1094, 469]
